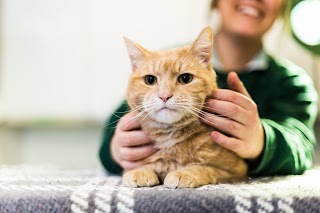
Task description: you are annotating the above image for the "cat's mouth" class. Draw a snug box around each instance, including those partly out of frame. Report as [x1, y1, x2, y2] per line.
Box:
[151, 105, 183, 124]
[158, 106, 175, 112]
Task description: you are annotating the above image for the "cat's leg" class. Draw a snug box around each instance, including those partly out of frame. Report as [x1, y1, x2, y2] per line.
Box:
[122, 166, 160, 187]
[164, 165, 230, 188]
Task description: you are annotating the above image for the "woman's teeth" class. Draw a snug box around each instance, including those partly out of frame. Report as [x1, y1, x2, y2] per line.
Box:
[237, 6, 260, 17]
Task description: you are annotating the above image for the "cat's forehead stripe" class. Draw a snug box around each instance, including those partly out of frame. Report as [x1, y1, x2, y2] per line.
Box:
[154, 60, 162, 74]
[153, 52, 183, 75]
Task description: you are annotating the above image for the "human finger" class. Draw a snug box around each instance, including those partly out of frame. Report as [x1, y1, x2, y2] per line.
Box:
[118, 130, 152, 147]
[209, 89, 255, 111]
[203, 99, 246, 125]
[121, 160, 145, 172]
[200, 112, 244, 139]
[117, 112, 142, 131]
[210, 131, 243, 155]
[120, 144, 158, 161]
[227, 72, 251, 98]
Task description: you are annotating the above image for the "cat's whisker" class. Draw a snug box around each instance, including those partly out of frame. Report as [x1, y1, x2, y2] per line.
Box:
[177, 103, 245, 121]
[188, 104, 237, 119]
[103, 114, 129, 128]
[143, 101, 159, 110]
[192, 97, 232, 106]
[138, 102, 163, 122]
[181, 106, 222, 127]
[194, 104, 230, 114]
[181, 107, 203, 118]
[183, 101, 240, 117]
[111, 105, 145, 119]
[137, 110, 155, 126]
[105, 109, 146, 129]
[185, 106, 206, 117]
[144, 106, 159, 114]
[181, 107, 216, 126]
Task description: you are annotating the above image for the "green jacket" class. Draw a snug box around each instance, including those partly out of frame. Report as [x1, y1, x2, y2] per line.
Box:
[99, 56, 318, 176]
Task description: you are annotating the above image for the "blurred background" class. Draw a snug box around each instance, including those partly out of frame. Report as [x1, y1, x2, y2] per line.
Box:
[0, 0, 319, 169]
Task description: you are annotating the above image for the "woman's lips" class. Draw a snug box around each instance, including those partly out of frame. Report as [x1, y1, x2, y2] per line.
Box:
[236, 5, 263, 18]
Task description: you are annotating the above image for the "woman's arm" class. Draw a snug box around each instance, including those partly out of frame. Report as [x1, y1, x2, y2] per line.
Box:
[202, 71, 318, 176]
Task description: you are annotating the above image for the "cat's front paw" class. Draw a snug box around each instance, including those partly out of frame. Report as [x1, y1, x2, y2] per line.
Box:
[122, 167, 160, 188]
[164, 169, 215, 188]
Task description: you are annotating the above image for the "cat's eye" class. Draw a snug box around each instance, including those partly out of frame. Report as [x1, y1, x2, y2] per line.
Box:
[178, 73, 193, 85]
[144, 75, 157, 85]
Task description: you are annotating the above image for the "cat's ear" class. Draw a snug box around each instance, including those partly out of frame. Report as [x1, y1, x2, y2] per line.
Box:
[190, 26, 213, 66]
[123, 37, 150, 71]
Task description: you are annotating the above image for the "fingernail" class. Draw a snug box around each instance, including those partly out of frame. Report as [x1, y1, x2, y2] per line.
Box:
[211, 132, 219, 140]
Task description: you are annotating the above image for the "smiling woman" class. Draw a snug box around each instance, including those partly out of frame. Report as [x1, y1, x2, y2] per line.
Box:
[211, 0, 284, 39]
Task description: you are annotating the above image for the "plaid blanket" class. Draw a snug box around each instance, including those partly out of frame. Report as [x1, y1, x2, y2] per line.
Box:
[0, 165, 319, 213]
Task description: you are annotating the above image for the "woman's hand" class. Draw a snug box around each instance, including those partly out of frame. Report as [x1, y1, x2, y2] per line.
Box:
[201, 72, 265, 160]
[111, 112, 157, 172]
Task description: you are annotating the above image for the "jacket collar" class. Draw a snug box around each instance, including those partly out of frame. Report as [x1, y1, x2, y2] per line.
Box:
[212, 48, 269, 73]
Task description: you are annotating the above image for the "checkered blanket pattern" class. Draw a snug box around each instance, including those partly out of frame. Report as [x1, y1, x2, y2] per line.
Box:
[0, 165, 319, 213]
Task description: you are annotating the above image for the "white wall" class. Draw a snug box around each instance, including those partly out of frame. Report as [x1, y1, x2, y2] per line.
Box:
[0, 0, 210, 123]
[0, 126, 102, 168]
[0, 0, 211, 167]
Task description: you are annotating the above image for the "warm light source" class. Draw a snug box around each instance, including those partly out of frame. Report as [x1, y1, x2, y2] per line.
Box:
[290, 0, 320, 47]
[290, 0, 320, 45]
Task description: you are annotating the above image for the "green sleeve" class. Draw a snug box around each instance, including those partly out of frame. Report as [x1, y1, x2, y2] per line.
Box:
[99, 100, 128, 174]
[249, 69, 318, 176]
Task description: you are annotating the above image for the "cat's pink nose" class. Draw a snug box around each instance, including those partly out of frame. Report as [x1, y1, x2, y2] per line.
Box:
[159, 94, 173, 103]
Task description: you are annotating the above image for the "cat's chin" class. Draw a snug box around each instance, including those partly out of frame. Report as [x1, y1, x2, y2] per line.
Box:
[152, 109, 183, 124]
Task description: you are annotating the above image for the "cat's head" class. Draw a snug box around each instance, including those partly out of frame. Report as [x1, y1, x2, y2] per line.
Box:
[124, 26, 217, 124]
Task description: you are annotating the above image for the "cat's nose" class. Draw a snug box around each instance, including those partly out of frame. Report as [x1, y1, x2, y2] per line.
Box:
[159, 94, 173, 103]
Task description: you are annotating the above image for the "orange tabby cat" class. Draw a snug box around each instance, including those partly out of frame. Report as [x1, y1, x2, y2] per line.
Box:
[122, 26, 247, 188]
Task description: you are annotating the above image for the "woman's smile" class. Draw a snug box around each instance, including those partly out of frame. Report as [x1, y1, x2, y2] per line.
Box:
[236, 4, 263, 18]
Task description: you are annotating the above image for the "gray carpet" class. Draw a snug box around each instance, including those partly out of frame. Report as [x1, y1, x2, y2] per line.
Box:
[0, 165, 320, 213]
